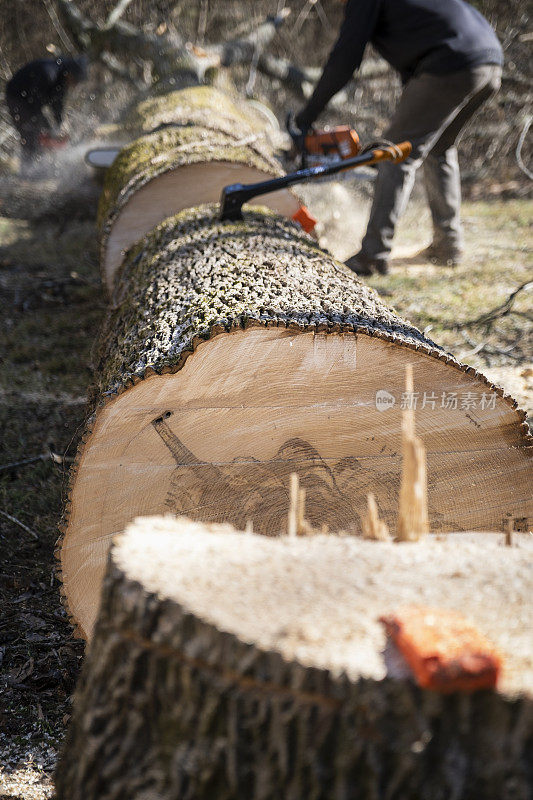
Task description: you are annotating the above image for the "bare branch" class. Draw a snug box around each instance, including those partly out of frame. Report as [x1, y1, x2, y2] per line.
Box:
[257, 52, 389, 100]
[258, 52, 320, 96]
[218, 9, 291, 67]
[292, 0, 317, 37]
[195, 0, 209, 45]
[55, 0, 290, 83]
[457, 281, 532, 328]
[0, 509, 39, 540]
[99, 50, 147, 88]
[42, 0, 76, 53]
[104, 0, 136, 31]
[314, 0, 333, 33]
[54, 0, 94, 51]
[516, 115, 533, 181]
[0, 454, 48, 474]
[459, 330, 524, 361]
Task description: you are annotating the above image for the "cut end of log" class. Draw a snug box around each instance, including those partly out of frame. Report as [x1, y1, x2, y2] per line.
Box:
[102, 157, 302, 291]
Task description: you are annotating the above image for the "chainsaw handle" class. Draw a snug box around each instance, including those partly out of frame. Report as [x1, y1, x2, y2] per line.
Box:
[364, 140, 411, 166]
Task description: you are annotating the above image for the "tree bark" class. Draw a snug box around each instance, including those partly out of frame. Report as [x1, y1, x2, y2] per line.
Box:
[97, 85, 300, 290]
[55, 516, 533, 800]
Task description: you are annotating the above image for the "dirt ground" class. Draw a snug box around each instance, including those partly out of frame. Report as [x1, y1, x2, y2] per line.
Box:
[0, 151, 531, 798]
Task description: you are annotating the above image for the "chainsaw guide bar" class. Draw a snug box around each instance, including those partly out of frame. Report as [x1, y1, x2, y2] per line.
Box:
[85, 147, 121, 169]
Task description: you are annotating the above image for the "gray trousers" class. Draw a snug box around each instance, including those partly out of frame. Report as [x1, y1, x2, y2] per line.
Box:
[360, 64, 502, 263]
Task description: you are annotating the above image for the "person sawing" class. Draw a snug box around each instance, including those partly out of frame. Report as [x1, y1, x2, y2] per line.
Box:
[6, 56, 87, 170]
[294, 0, 503, 273]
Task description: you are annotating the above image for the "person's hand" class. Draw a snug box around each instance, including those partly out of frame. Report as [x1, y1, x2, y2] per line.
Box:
[286, 111, 312, 154]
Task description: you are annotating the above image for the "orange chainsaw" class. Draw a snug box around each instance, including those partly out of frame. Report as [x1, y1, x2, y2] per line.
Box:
[38, 131, 70, 150]
[286, 112, 361, 169]
[220, 138, 411, 223]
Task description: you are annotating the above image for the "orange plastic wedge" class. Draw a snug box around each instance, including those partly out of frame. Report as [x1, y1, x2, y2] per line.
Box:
[380, 606, 502, 692]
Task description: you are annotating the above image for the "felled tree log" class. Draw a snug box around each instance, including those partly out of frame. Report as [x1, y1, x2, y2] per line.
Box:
[58, 204, 533, 640]
[56, 0, 290, 83]
[98, 85, 300, 290]
[55, 516, 533, 800]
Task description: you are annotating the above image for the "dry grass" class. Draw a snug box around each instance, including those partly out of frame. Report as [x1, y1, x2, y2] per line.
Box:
[303, 182, 533, 412]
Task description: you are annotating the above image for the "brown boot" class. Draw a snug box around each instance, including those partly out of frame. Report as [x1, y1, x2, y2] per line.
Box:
[419, 243, 463, 267]
[345, 252, 390, 276]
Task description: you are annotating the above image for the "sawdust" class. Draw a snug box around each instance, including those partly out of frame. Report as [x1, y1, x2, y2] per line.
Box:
[0, 754, 54, 800]
[483, 365, 533, 415]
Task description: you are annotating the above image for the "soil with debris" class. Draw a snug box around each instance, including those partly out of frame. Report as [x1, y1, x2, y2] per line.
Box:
[0, 160, 102, 799]
[0, 142, 531, 798]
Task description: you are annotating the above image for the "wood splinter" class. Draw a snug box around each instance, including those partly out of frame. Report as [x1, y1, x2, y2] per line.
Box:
[362, 493, 391, 541]
[505, 517, 514, 547]
[287, 472, 314, 536]
[397, 364, 430, 542]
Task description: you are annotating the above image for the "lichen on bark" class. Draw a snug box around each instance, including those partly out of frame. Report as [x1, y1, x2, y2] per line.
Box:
[93, 204, 445, 405]
[123, 85, 265, 136]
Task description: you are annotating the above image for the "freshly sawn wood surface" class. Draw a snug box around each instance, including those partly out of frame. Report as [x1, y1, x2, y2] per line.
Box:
[58, 204, 533, 640]
[55, 516, 533, 800]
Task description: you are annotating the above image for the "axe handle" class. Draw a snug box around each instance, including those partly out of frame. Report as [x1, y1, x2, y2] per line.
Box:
[220, 141, 411, 221]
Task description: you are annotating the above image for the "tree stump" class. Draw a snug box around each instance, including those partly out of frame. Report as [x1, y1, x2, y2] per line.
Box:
[98, 86, 301, 290]
[55, 515, 533, 800]
[58, 204, 533, 640]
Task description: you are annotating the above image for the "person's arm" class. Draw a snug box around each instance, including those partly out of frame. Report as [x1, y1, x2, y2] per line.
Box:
[296, 0, 381, 130]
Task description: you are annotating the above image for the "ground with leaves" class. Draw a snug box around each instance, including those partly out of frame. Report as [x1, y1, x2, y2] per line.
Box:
[0, 170, 102, 799]
[0, 160, 531, 798]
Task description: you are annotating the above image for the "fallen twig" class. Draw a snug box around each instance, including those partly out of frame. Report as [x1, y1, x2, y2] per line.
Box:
[0, 454, 47, 473]
[459, 329, 524, 360]
[0, 510, 39, 541]
[456, 281, 532, 328]
[0, 450, 75, 473]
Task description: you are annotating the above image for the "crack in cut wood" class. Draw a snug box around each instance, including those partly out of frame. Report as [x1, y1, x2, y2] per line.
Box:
[152, 417, 400, 535]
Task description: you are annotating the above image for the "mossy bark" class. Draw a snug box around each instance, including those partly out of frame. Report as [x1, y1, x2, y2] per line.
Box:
[93, 204, 444, 403]
[91, 203, 528, 428]
[55, 531, 533, 800]
[123, 85, 266, 137]
[97, 85, 283, 277]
